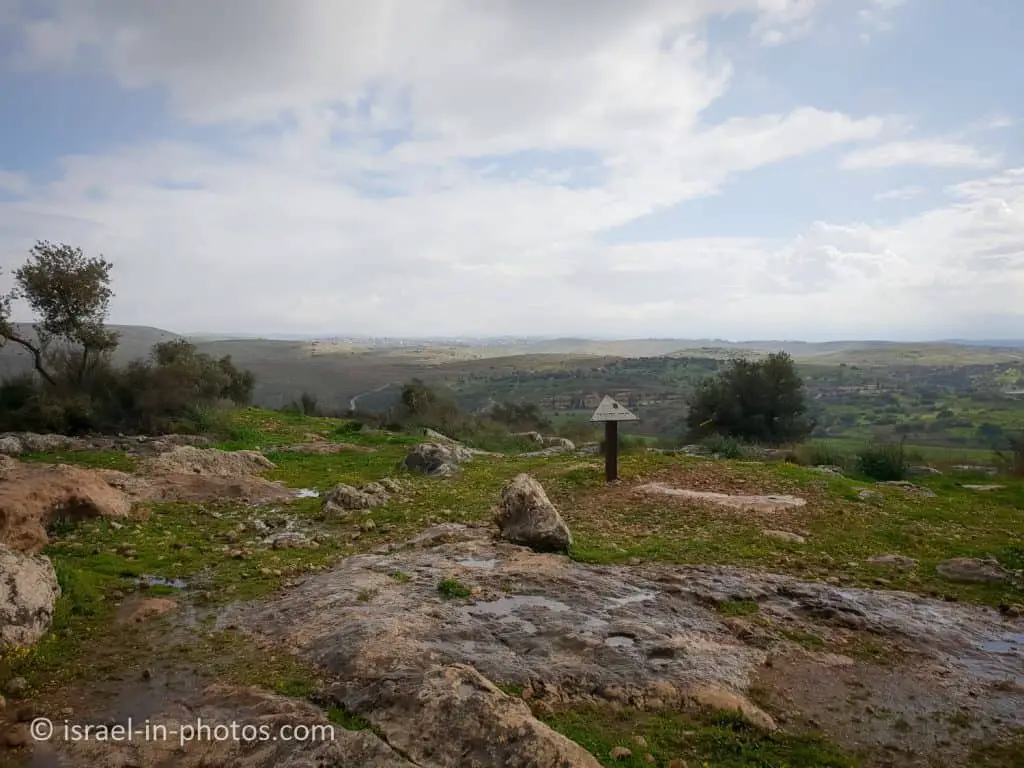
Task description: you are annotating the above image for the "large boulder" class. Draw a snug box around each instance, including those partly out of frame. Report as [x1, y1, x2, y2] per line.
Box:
[494, 474, 572, 553]
[0, 545, 60, 647]
[141, 446, 275, 476]
[400, 442, 471, 477]
[936, 557, 1008, 583]
[0, 460, 133, 552]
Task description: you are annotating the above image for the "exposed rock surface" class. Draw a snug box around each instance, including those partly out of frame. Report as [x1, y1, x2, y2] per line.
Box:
[0, 544, 60, 646]
[637, 483, 806, 514]
[401, 442, 472, 477]
[322, 483, 386, 517]
[0, 432, 211, 457]
[238, 524, 1024, 749]
[867, 554, 919, 569]
[907, 465, 942, 476]
[494, 474, 572, 553]
[142, 446, 274, 476]
[56, 684, 415, 767]
[936, 557, 1009, 583]
[542, 436, 576, 451]
[963, 484, 1005, 492]
[273, 441, 377, 455]
[813, 465, 845, 476]
[0, 460, 132, 552]
[513, 431, 545, 444]
[875, 481, 937, 498]
[761, 529, 805, 544]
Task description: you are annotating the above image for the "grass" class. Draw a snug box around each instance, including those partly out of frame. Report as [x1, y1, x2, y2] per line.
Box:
[542, 707, 858, 768]
[437, 577, 472, 599]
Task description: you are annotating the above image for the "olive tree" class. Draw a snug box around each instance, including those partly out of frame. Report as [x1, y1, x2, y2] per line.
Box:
[0, 241, 118, 385]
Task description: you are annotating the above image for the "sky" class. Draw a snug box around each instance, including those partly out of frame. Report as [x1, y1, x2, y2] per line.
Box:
[0, 0, 1022, 341]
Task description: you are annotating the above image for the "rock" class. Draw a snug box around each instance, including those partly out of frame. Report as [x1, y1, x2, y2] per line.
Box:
[142, 446, 275, 476]
[0, 460, 132, 553]
[761, 530, 806, 544]
[864, 552, 921, 573]
[265, 533, 316, 550]
[4, 677, 27, 697]
[276, 441, 377, 455]
[323, 484, 384, 517]
[875, 481, 937, 498]
[951, 464, 998, 477]
[494, 474, 572, 553]
[634, 735, 648, 748]
[576, 442, 600, 456]
[119, 597, 178, 625]
[963, 484, 1005, 492]
[60, 683, 416, 767]
[2, 723, 28, 748]
[401, 442, 472, 477]
[542, 436, 576, 451]
[638, 484, 806, 513]
[936, 557, 1008, 583]
[867, 554, 919, 569]
[514, 431, 545, 444]
[0, 546, 60, 646]
[610, 746, 633, 760]
[377, 478, 405, 494]
[0, 437, 22, 457]
[689, 686, 776, 731]
[813, 465, 845, 476]
[360, 519, 377, 533]
[907, 466, 942, 476]
[337, 664, 602, 768]
[857, 489, 883, 501]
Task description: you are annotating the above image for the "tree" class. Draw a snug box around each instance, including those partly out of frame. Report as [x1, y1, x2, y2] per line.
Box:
[0, 241, 118, 386]
[685, 352, 812, 445]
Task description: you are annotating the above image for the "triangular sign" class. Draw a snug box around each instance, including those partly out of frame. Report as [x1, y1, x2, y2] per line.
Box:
[590, 395, 638, 422]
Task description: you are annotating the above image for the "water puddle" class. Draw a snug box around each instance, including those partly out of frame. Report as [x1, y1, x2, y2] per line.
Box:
[457, 557, 498, 570]
[468, 595, 571, 616]
[978, 632, 1024, 655]
[604, 635, 636, 648]
[135, 576, 187, 590]
[294, 488, 320, 498]
[608, 590, 657, 608]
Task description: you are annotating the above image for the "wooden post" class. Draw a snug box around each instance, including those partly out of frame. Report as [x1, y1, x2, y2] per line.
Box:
[605, 420, 618, 483]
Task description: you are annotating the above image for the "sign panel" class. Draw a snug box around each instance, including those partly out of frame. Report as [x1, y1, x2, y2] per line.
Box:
[590, 395, 638, 423]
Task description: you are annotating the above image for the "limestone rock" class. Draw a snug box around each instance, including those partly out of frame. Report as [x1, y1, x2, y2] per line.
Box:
[0, 545, 60, 647]
[323, 484, 383, 517]
[0, 460, 132, 552]
[543, 436, 576, 451]
[513, 431, 545, 444]
[867, 554, 918, 569]
[875, 481, 937, 498]
[936, 557, 1008, 583]
[141, 446, 275, 477]
[401, 442, 472, 477]
[907, 465, 942, 476]
[689, 685, 776, 731]
[337, 664, 602, 768]
[494, 474, 572, 553]
[761, 529, 806, 544]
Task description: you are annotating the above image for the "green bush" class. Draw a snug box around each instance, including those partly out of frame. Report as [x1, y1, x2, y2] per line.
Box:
[701, 434, 746, 459]
[791, 441, 850, 469]
[855, 441, 907, 481]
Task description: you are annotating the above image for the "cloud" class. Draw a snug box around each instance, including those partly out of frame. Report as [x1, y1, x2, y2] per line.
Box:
[0, 1, 1020, 340]
[874, 186, 924, 201]
[840, 141, 1001, 170]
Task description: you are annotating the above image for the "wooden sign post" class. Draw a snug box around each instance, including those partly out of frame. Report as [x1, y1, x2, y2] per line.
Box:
[590, 396, 639, 483]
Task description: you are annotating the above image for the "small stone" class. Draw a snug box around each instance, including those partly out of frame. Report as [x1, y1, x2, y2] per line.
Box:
[645, 755, 656, 765]
[360, 519, 377, 532]
[762, 529, 805, 544]
[60, 707, 73, 717]
[4, 678, 27, 697]
[610, 746, 633, 760]
[634, 735, 649, 748]
[3, 724, 29, 748]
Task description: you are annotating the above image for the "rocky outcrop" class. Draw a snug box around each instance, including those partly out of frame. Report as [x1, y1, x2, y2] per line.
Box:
[0, 545, 60, 646]
[875, 481, 937, 498]
[936, 557, 1008, 583]
[513, 431, 545, 444]
[494, 474, 572, 553]
[274, 441, 377, 455]
[59, 684, 415, 767]
[322, 483, 387, 517]
[337, 664, 601, 768]
[0, 460, 132, 552]
[141, 446, 275, 476]
[0, 432, 211, 457]
[400, 442, 472, 477]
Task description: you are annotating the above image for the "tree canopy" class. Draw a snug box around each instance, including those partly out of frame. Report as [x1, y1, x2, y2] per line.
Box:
[685, 352, 812, 445]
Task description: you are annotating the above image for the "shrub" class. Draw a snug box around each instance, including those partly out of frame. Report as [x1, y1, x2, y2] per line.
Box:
[700, 434, 746, 459]
[791, 441, 850, 469]
[437, 578, 471, 599]
[855, 441, 907, 481]
[994, 432, 1024, 477]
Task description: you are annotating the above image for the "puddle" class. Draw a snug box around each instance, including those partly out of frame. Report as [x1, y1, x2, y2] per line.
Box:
[294, 488, 320, 498]
[457, 557, 498, 570]
[604, 635, 636, 648]
[608, 590, 657, 607]
[135, 576, 187, 590]
[467, 595, 572, 616]
[978, 632, 1024, 655]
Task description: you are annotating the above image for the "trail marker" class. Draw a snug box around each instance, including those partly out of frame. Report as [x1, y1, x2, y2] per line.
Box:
[590, 396, 638, 482]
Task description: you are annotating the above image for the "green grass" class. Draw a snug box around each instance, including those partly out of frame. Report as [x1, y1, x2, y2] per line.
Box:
[543, 707, 858, 768]
[437, 577, 472, 599]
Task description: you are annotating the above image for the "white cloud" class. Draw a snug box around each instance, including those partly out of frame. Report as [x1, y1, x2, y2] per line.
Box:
[874, 186, 924, 201]
[840, 141, 1000, 170]
[0, 1, 1020, 340]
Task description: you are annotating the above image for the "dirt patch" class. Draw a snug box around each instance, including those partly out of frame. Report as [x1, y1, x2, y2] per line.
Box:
[116, 596, 179, 625]
[0, 460, 132, 552]
[141, 446, 275, 476]
[637, 483, 807, 514]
